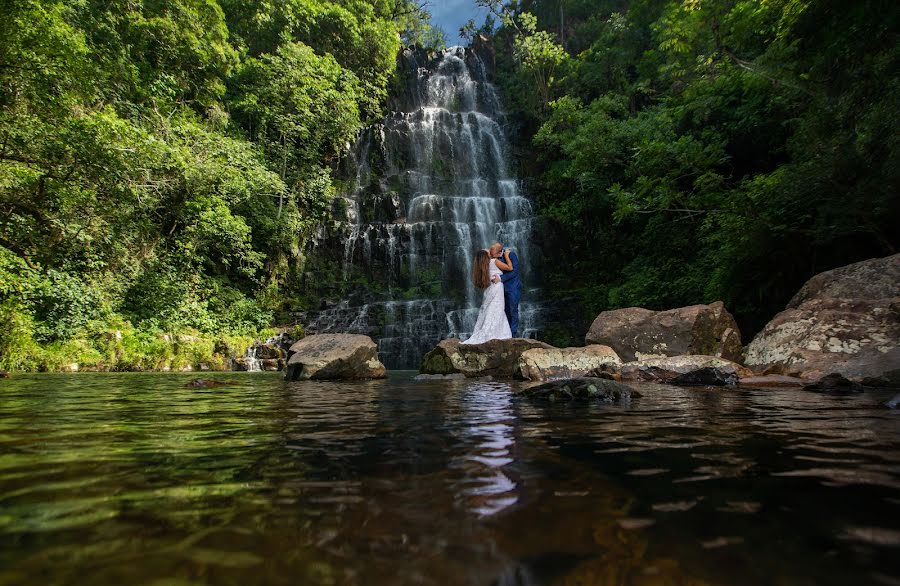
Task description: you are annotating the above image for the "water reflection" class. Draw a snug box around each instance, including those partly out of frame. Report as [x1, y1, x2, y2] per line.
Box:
[449, 381, 519, 516]
[0, 373, 897, 585]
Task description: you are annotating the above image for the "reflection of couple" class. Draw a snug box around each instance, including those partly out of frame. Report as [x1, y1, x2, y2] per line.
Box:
[462, 242, 521, 345]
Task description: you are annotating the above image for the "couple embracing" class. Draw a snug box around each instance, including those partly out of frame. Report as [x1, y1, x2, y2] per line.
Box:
[462, 242, 521, 345]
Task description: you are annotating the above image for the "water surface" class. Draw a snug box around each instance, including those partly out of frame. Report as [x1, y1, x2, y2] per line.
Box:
[1, 373, 898, 585]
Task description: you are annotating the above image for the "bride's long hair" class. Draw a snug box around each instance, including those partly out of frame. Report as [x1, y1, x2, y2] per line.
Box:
[472, 249, 491, 290]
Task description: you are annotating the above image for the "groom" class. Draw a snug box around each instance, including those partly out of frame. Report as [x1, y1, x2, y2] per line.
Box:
[489, 242, 521, 338]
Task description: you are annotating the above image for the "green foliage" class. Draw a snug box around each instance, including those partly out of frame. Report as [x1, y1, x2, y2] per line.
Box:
[511, 12, 570, 109]
[0, 0, 427, 371]
[229, 42, 364, 177]
[220, 0, 403, 119]
[491, 0, 899, 334]
[73, 0, 238, 107]
[0, 303, 42, 372]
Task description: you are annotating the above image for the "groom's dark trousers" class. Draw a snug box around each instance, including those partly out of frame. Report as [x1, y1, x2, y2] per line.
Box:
[500, 250, 522, 337]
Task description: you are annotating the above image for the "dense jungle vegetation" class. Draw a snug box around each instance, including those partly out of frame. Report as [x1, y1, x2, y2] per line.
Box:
[478, 0, 899, 339]
[0, 0, 440, 371]
[1, 0, 897, 370]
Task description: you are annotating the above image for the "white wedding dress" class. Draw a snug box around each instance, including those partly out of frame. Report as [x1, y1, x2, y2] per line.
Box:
[462, 259, 512, 345]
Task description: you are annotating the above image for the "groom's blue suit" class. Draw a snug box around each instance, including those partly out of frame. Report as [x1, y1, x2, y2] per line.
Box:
[500, 250, 521, 337]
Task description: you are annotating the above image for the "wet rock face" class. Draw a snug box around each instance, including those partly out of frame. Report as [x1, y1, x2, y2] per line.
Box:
[420, 338, 553, 378]
[284, 334, 386, 381]
[233, 333, 294, 372]
[745, 254, 900, 384]
[299, 45, 542, 370]
[518, 378, 641, 404]
[585, 302, 742, 363]
[233, 343, 286, 371]
[518, 345, 622, 382]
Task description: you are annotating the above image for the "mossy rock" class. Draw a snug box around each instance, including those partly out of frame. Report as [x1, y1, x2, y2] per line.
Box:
[518, 377, 640, 404]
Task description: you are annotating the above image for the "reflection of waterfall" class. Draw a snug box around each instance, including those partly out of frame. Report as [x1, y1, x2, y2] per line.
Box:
[304, 46, 542, 368]
[449, 382, 519, 517]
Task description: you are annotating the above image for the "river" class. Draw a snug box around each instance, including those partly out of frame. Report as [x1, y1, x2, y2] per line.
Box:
[0, 373, 898, 585]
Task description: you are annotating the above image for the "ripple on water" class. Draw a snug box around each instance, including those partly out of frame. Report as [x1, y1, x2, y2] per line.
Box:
[0, 373, 897, 586]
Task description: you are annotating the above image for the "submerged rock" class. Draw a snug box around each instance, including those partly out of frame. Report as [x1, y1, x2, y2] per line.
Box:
[185, 379, 234, 388]
[585, 301, 743, 362]
[738, 374, 807, 388]
[414, 373, 466, 380]
[669, 367, 739, 386]
[593, 355, 751, 384]
[884, 394, 900, 409]
[518, 377, 640, 403]
[745, 254, 900, 384]
[518, 345, 622, 381]
[802, 373, 865, 394]
[284, 334, 386, 381]
[419, 338, 553, 378]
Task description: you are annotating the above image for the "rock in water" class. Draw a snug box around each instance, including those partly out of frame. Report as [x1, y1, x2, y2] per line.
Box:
[284, 334, 386, 381]
[801, 373, 864, 394]
[0, 370, 9, 378]
[185, 379, 234, 388]
[744, 254, 900, 384]
[669, 367, 739, 386]
[420, 338, 553, 378]
[585, 302, 743, 362]
[594, 355, 752, 384]
[414, 373, 466, 380]
[518, 378, 640, 404]
[737, 375, 807, 388]
[884, 394, 900, 409]
[518, 345, 622, 381]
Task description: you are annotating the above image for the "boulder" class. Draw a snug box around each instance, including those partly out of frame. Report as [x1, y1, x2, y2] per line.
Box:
[669, 367, 739, 386]
[260, 359, 282, 372]
[591, 355, 752, 384]
[420, 338, 553, 378]
[284, 334, 386, 381]
[744, 254, 900, 384]
[518, 345, 622, 381]
[585, 302, 742, 362]
[518, 378, 640, 404]
[801, 373, 864, 394]
[255, 343, 284, 360]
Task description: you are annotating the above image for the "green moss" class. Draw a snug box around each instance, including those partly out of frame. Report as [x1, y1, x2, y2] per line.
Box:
[432, 156, 450, 179]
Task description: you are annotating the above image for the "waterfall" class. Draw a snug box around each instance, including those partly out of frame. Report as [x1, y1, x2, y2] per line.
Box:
[302, 46, 543, 369]
[243, 346, 262, 372]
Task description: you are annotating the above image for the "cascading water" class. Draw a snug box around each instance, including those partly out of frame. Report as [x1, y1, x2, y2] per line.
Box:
[242, 346, 262, 372]
[302, 46, 544, 368]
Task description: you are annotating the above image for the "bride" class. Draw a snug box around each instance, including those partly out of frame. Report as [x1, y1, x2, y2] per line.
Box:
[462, 249, 513, 344]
